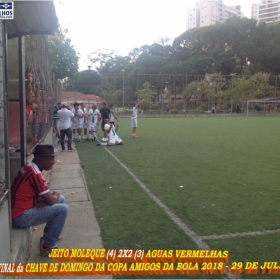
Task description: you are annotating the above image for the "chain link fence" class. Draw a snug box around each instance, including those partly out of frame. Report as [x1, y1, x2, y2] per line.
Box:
[25, 35, 55, 152]
[70, 73, 280, 117]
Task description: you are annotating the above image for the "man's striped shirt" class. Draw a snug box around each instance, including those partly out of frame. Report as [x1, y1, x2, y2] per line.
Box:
[11, 162, 49, 219]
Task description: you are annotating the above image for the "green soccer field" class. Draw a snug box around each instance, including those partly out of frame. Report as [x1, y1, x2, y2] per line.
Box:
[76, 116, 280, 279]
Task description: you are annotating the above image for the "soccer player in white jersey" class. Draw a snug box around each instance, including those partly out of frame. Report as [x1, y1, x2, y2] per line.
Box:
[87, 104, 100, 141]
[131, 99, 144, 138]
[71, 102, 84, 142]
[80, 103, 88, 139]
[97, 119, 123, 146]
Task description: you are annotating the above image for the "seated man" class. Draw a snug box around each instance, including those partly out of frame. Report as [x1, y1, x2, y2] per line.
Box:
[97, 118, 123, 146]
[11, 145, 68, 256]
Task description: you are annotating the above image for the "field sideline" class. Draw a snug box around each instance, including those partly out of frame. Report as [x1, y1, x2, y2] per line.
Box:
[76, 117, 280, 279]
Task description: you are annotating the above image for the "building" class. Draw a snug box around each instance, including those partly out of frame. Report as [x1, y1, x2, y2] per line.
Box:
[252, 0, 280, 24]
[61, 91, 101, 108]
[187, 0, 244, 30]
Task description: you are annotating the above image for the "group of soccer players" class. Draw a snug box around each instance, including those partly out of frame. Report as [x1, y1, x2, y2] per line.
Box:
[55, 99, 144, 147]
[72, 101, 120, 142]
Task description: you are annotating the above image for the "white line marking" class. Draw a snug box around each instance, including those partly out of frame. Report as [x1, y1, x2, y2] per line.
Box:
[200, 229, 280, 240]
[104, 147, 209, 249]
[103, 147, 236, 278]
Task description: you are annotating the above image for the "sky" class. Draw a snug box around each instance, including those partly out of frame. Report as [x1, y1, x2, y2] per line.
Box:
[54, 0, 255, 71]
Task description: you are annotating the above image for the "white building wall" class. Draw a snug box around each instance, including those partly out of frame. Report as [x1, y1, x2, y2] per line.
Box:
[256, 0, 280, 24]
[187, 0, 244, 30]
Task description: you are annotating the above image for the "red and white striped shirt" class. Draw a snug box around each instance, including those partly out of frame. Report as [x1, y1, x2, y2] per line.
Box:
[11, 162, 50, 219]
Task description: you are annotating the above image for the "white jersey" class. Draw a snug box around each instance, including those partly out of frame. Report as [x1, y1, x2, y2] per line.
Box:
[104, 123, 117, 139]
[72, 108, 84, 124]
[104, 123, 122, 144]
[88, 108, 100, 124]
[132, 107, 138, 118]
[81, 107, 88, 124]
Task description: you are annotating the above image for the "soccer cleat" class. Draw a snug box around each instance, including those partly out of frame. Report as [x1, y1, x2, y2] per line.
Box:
[83, 135, 87, 139]
[132, 135, 139, 138]
[76, 139, 81, 142]
[68, 148, 74, 152]
[97, 143, 101, 146]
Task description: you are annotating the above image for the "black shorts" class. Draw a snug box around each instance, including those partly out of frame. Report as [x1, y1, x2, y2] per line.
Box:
[101, 121, 105, 131]
[110, 121, 115, 125]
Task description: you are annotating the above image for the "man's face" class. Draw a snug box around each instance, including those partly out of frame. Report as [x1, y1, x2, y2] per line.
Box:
[74, 105, 79, 109]
[41, 156, 55, 171]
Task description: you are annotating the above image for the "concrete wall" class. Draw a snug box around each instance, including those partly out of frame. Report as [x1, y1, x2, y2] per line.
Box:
[0, 195, 11, 263]
[0, 21, 12, 265]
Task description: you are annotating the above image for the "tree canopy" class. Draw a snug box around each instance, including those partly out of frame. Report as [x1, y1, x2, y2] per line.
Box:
[48, 28, 79, 80]
[87, 18, 280, 78]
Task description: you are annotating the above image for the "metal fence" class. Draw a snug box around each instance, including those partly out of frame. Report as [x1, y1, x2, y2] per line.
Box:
[70, 73, 280, 116]
[25, 35, 55, 153]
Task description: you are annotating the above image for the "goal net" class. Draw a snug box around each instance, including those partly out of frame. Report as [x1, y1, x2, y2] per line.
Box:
[246, 98, 280, 117]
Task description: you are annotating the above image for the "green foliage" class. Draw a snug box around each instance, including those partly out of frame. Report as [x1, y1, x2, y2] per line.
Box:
[100, 89, 118, 105]
[63, 69, 101, 94]
[136, 82, 157, 110]
[48, 29, 79, 80]
[87, 19, 280, 79]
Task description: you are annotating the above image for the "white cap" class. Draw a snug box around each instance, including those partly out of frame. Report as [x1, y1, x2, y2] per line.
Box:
[62, 102, 69, 107]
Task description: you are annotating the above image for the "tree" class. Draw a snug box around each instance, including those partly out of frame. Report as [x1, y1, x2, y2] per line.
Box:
[48, 28, 79, 80]
[63, 69, 101, 95]
[136, 82, 157, 111]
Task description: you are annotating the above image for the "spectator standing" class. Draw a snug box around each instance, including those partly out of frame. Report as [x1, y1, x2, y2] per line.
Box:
[165, 104, 170, 113]
[57, 102, 74, 151]
[216, 104, 220, 114]
[53, 102, 61, 142]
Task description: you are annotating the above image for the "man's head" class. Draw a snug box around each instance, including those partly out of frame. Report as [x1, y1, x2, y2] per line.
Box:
[92, 104, 97, 109]
[58, 102, 62, 109]
[102, 101, 107, 107]
[81, 103, 85, 108]
[32, 145, 55, 171]
[62, 102, 69, 108]
[110, 105, 114, 109]
[104, 118, 110, 124]
[74, 102, 79, 109]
